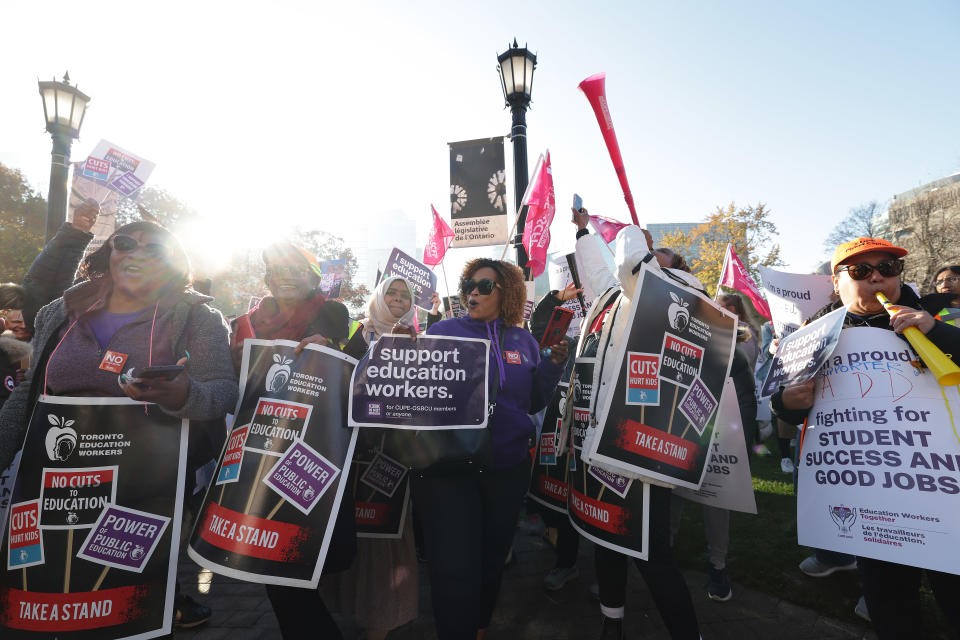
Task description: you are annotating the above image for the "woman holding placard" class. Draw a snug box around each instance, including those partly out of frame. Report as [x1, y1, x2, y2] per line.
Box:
[413, 258, 567, 640]
[774, 237, 960, 639]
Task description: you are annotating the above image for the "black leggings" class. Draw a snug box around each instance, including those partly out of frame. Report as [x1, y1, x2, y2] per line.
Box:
[265, 584, 342, 640]
[412, 460, 531, 640]
[858, 557, 960, 640]
[594, 484, 700, 640]
[539, 505, 580, 569]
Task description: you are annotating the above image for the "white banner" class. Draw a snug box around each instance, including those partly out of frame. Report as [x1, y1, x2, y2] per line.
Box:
[674, 379, 757, 514]
[758, 266, 834, 338]
[798, 327, 960, 574]
[548, 253, 596, 338]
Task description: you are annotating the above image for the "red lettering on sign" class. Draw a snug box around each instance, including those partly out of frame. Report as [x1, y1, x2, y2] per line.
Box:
[98, 350, 128, 373]
[613, 420, 700, 471]
[504, 351, 521, 365]
[0, 585, 143, 632]
[256, 400, 309, 421]
[354, 501, 391, 526]
[199, 502, 309, 563]
[43, 469, 115, 489]
[536, 474, 568, 502]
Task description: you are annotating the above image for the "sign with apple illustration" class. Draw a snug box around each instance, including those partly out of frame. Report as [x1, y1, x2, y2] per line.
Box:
[586, 263, 737, 491]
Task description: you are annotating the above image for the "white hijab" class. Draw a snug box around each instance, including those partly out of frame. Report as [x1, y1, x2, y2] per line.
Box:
[362, 275, 417, 340]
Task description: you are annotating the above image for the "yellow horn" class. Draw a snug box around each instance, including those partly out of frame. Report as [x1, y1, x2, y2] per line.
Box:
[876, 292, 960, 386]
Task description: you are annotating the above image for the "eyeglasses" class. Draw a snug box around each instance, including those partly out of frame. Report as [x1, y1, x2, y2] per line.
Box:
[266, 264, 311, 278]
[835, 258, 904, 280]
[110, 234, 168, 258]
[936, 275, 960, 288]
[460, 278, 500, 296]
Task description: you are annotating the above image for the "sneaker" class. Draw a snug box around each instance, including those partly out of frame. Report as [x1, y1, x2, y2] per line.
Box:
[798, 555, 857, 577]
[706, 566, 732, 602]
[780, 457, 795, 474]
[544, 566, 579, 591]
[598, 614, 623, 640]
[854, 595, 871, 622]
[174, 593, 212, 628]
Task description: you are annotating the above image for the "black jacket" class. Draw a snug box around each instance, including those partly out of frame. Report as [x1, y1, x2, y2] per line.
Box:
[771, 284, 960, 425]
[21, 222, 93, 333]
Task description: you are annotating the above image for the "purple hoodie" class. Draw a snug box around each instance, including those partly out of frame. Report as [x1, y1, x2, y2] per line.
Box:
[427, 316, 563, 469]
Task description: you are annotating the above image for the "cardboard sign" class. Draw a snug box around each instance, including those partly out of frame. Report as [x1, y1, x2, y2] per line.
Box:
[0, 397, 188, 639]
[263, 440, 341, 516]
[83, 157, 110, 181]
[674, 379, 757, 514]
[319, 259, 346, 299]
[380, 248, 438, 310]
[108, 172, 145, 198]
[758, 266, 835, 338]
[351, 431, 410, 539]
[760, 306, 846, 397]
[797, 328, 960, 573]
[189, 340, 357, 589]
[77, 505, 170, 573]
[216, 425, 248, 485]
[359, 453, 407, 499]
[568, 459, 650, 560]
[587, 264, 737, 490]
[626, 353, 660, 405]
[548, 253, 596, 338]
[527, 382, 571, 514]
[348, 335, 489, 430]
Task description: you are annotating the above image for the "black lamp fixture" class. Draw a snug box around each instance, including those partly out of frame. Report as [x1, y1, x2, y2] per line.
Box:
[38, 72, 90, 242]
[497, 39, 536, 271]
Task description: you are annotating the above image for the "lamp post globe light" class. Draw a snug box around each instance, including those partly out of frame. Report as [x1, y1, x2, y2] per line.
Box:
[497, 39, 536, 271]
[38, 72, 90, 243]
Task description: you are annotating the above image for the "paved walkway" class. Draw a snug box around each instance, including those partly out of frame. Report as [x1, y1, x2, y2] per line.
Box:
[176, 528, 879, 640]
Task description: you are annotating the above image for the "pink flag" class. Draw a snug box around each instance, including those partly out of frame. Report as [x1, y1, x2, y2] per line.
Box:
[718, 244, 772, 319]
[521, 151, 556, 278]
[423, 205, 455, 267]
[589, 214, 630, 244]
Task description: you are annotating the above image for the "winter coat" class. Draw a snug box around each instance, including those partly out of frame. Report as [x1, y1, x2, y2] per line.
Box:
[20, 222, 93, 333]
[0, 280, 238, 472]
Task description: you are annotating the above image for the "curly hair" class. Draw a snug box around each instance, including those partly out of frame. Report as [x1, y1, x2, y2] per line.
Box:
[460, 258, 526, 326]
[78, 221, 192, 291]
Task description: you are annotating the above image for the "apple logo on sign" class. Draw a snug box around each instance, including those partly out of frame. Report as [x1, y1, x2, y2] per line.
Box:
[44, 415, 78, 462]
[266, 354, 294, 392]
[667, 293, 690, 333]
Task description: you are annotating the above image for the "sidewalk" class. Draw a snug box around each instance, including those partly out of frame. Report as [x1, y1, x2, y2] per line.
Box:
[176, 527, 877, 640]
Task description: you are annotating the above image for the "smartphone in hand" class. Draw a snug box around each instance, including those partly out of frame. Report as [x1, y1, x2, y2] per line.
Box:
[135, 365, 185, 381]
[573, 193, 583, 212]
[540, 307, 575, 349]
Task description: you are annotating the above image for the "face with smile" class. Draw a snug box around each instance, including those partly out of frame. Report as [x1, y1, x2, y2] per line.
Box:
[265, 257, 315, 305]
[384, 280, 412, 318]
[108, 230, 177, 302]
[832, 251, 901, 315]
[2, 310, 29, 341]
[463, 266, 502, 323]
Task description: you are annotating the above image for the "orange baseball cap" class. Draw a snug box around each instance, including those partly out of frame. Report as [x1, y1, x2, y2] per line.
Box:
[831, 237, 908, 273]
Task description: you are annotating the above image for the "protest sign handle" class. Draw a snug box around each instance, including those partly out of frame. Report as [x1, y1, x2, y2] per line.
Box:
[218, 484, 226, 505]
[597, 485, 605, 501]
[245, 455, 269, 515]
[367, 487, 379, 502]
[440, 260, 453, 318]
[680, 422, 692, 440]
[93, 566, 110, 591]
[500, 214, 522, 261]
[64, 529, 73, 593]
[22, 568, 26, 591]
[666, 385, 680, 435]
[266, 498, 285, 520]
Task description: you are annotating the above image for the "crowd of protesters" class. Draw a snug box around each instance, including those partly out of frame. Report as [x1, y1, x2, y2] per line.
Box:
[0, 198, 958, 640]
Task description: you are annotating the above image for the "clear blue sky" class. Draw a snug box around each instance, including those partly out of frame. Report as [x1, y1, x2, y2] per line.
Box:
[1, 0, 957, 276]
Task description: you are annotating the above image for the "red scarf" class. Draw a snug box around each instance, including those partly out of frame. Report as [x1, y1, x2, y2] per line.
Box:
[244, 291, 327, 341]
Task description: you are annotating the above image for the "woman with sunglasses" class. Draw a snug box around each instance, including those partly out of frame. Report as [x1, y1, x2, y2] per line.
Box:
[412, 258, 567, 640]
[229, 242, 354, 640]
[322, 275, 420, 640]
[773, 237, 960, 639]
[0, 220, 238, 627]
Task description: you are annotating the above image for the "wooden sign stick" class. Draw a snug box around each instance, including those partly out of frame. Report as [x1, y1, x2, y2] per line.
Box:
[93, 566, 110, 591]
[63, 529, 74, 593]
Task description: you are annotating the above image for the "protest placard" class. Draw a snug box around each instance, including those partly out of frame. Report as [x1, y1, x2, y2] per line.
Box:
[348, 335, 489, 430]
[319, 259, 346, 299]
[760, 306, 845, 397]
[449, 137, 507, 248]
[586, 263, 737, 490]
[0, 397, 187, 639]
[89, 140, 156, 191]
[548, 253, 596, 338]
[349, 431, 410, 539]
[380, 248, 438, 310]
[188, 340, 357, 588]
[69, 163, 119, 256]
[528, 382, 570, 514]
[758, 266, 835, 338]
[798, 327, 960, 573]
[673, 379, 757, 514]
[443, 296, 466, 319]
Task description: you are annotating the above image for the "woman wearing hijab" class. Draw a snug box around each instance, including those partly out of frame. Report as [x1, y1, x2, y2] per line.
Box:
[413, 258, 568, 640]
[323, 275, 419, 640]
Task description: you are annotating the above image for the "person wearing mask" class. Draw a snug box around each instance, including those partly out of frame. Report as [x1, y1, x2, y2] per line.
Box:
[773, 238, 960, 639]
[572, 209, 701, 640]
[413, 258, 567, 640]
[229, 242, 354, 640]
[323, 275, 419, 640]
[0, 221, 238, 628]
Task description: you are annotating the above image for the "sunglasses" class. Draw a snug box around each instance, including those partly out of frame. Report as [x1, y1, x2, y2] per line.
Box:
[835, 258, 904, 280]
[460, 278, 500, 296]
[110, 234, 168, 258]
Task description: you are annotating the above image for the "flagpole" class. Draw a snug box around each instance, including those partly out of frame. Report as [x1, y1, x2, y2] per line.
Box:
[715, 243, 732, 300]
[587, 217, 617, 257]
[501, 153, 544, 262]
[439, 258, 453, 318]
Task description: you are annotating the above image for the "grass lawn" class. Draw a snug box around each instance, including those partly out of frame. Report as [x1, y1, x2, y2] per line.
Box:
[671, 435, 952, 638]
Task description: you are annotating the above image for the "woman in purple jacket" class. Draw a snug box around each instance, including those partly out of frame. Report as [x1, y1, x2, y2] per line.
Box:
[414, 258, 568, 640]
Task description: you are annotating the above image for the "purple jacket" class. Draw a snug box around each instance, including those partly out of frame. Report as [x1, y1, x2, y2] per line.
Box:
[427, 317, 563, 469]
